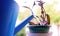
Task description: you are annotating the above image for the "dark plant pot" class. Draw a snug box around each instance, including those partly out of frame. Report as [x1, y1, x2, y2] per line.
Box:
[28, 25, 51, 33]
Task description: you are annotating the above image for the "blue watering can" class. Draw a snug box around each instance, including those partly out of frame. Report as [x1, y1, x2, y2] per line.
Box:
[0, 0, 34, 36]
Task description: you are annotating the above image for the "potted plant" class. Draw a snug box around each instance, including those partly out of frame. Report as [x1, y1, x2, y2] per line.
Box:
[28, 0, 51, 33]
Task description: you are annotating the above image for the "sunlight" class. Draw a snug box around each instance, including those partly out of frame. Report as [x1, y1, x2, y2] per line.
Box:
[42, 0, 54, 4]
[54, 4, 60, 11]
[53, 0, 60, 11]
[15, 0, 35, 12]
[32, 5, 41, 15]
[15, 0, 55, 13]
[50, 24, 58, 36]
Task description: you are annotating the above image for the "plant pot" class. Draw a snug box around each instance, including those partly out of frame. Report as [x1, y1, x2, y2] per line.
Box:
[28, 25, 50, 33]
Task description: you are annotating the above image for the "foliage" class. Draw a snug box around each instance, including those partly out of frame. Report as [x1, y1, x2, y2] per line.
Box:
[54, 17, 60, 23]
[16, 28, 26, 36]
[16, 0, 60, 36]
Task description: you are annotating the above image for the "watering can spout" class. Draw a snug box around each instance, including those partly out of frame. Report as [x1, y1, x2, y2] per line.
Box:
[14, 15, 34, 35]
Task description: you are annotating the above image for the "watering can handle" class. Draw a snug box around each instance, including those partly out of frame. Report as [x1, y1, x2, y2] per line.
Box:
[14, 15, 34, 35]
